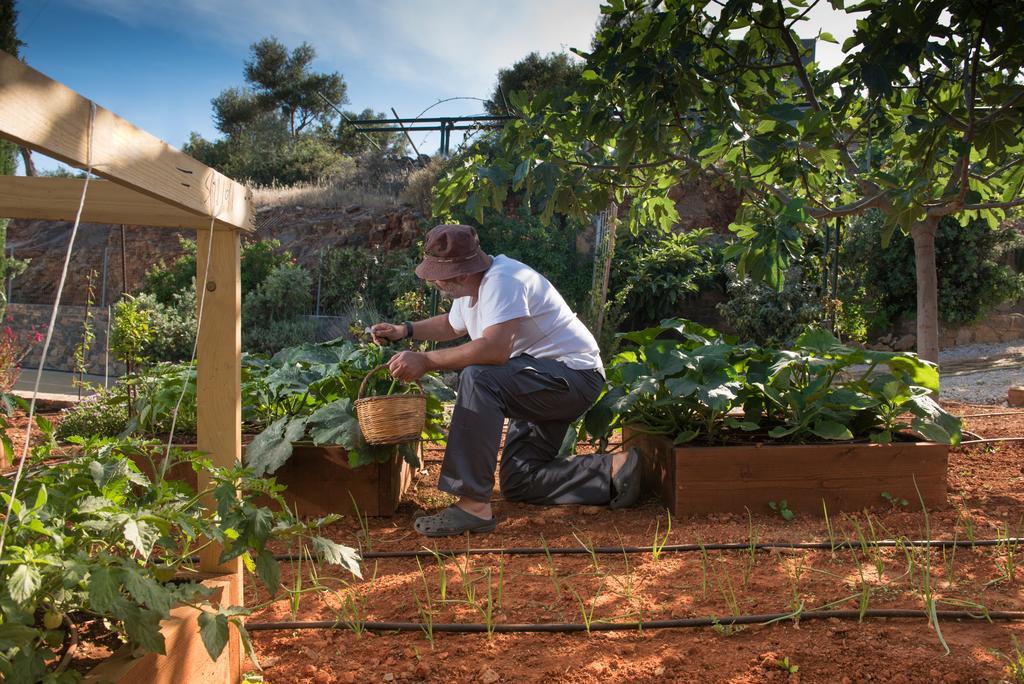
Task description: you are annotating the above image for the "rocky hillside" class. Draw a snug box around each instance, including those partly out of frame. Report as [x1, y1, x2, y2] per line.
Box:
[6, 168, 738, 307]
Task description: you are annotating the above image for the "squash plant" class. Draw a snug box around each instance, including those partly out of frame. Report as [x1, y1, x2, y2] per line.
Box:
[243, 339, 453, 476]
[0, 436, 359, 682]
[583, 319, 961, 448]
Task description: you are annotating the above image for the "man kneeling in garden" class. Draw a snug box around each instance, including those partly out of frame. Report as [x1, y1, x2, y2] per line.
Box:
[371, 224, 640, 537]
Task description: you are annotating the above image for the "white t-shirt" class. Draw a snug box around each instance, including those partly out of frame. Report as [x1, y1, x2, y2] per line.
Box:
[447, 255, 604, 373]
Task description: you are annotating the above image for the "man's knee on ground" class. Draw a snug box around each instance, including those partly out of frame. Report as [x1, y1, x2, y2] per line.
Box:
[498, 467, 533, 502]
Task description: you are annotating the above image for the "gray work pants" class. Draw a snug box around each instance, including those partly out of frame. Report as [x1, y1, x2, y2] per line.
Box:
[437, 355, 610, 505]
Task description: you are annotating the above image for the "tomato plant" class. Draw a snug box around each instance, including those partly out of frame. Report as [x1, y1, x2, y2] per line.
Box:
[0, 437, 359, 681]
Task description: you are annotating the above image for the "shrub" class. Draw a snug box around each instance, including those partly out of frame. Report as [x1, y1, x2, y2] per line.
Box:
[316, 245, 423, 320]
[54, 387, 129, 440]
[242, 264, 316, 353]
[244, 317, 319, 355]
[143, 238, 294, 307]
[110, 295, 152, 371]
[842, 211, 1024, 331]
[464, 209, 592, 313]
[606, 227, 720, 333]
[399, 158, 443, 215]
[717, 263, 824, 346]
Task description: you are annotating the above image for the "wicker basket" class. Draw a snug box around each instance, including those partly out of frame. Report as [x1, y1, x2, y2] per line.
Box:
[354, 364, 427, 445]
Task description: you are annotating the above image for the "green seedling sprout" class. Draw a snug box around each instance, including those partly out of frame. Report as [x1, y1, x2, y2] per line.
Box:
[456, 543, 477, 606]
[774, 656, 799, 674]
[413, 557, 437, 646]
[865, 512, 886, 579]
[569, 582, 602, 635]
[481, 567, 496, 637]
[987, 521, 1019, 586]
[540, 535, 563, 600]
[1000, 635, 1024, 683]
[881, 491, 909, 508]
[613, 528, 637, 602]
[743, 508, 758, 587]
[572, 529, 601, 575]
[425, 547, 449, 603]
[768, 499, 795, 521]
[697, 538, 711, 599]
[914, 475, 950, 656]
[651, 509, 672, 562]
[822, 498, 837, 555]
[348, 492, 372, 552]
[787, 556, 805, 616]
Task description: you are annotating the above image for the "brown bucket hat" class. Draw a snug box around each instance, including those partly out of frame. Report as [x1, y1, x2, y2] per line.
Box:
[415, 224, 493, 281]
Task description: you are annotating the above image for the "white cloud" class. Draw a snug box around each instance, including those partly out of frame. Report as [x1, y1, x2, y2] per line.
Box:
[70, 0, 601, 98]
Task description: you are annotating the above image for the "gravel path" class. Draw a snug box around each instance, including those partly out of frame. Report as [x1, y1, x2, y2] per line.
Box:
[939, 339, 1024, 405]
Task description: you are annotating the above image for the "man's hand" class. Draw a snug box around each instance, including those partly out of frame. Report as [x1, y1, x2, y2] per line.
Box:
[387, 350, 431, 382]
[370, 322, 405, 346]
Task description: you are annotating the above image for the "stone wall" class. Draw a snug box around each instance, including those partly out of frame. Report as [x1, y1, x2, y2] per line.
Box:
[874, 307, 1024, 352]
[6, 303, 121, 375]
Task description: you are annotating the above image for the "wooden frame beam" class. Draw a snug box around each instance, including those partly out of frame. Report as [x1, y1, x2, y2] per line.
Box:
[0, 177, 244, 230]
[0, 51, 254, 232]
[0, 56, 246, 682]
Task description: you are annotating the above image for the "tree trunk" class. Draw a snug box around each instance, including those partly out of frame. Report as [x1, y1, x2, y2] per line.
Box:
[588, 202, 618, 342]
[19, 146, 36, 176]
[910, 218, 940, 364]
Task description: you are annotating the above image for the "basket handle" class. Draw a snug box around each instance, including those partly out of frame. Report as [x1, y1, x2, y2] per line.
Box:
[358, 363, 422, 400]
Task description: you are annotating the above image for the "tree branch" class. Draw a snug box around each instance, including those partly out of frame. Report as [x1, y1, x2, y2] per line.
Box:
[808, 191, 889, 219]
[963, 198, 1024, 211]
[773, 0, 862, 179]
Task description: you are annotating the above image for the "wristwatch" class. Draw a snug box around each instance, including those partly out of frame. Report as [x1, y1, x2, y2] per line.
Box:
[402, 321, 414, 340]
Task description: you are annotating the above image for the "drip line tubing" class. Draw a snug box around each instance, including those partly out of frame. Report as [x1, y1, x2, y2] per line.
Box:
[959, 437, 1024, 445]
[956, 411, 1024, 418]
[245, 608, 1024, 633]
[263, 537, 1024, 562]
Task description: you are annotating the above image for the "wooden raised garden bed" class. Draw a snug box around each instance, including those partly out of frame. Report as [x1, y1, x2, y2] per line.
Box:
[83, 573, 242, 684]
[624, 428, 949, 516]
[264, 443, 412, 517]
[134, 443, 412, 518]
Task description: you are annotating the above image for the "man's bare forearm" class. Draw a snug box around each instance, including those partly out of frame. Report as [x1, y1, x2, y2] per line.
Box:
[409, 314, 463, 342]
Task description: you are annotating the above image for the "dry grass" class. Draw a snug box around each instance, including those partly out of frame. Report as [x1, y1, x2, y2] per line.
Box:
[251, 153, 433, 212]
[251, 179, 399, 211]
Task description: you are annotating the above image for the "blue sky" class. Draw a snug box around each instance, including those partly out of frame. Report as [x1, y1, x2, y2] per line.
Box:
[15, 0, 854, 174]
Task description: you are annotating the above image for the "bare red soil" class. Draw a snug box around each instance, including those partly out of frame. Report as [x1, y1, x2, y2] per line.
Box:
[246, 403, 1024, 683]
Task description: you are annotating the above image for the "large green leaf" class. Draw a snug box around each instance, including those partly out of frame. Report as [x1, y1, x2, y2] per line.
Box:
[245, 416, 308, 476]
[122, 566, 174, 615]
[810, 419, 854, 441]
[794, 328, 854, 355]
[7, 565, 40, 605]
[255, 549, 280, 594]
[312, 537, 362, 579]
[123, 518, 158, 557]
[87, 566, 120, 613]
[906, 395, 962, 445]
[198, 611, 229, 660]
[265, 365, 322, 394]
[304, 399, 362, 448]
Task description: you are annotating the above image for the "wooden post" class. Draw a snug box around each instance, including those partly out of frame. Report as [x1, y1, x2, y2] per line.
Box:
[195, 226, 242, 680]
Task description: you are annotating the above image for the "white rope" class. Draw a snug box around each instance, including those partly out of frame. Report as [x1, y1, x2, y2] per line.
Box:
[158, 174, 224, 480]
[0, 103, 97, 559]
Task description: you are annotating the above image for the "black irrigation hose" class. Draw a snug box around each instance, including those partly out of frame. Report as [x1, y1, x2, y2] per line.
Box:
[268, 537, 1024, 562]
[245, 608, 1024, 633]
[960, 437, 1024, 445]
[957, 412, 1024, 418]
